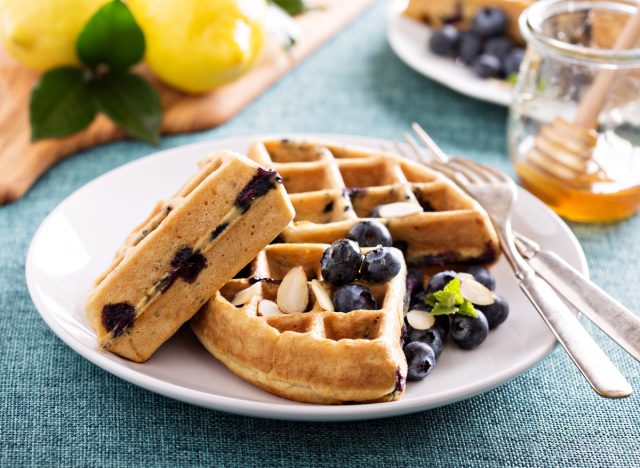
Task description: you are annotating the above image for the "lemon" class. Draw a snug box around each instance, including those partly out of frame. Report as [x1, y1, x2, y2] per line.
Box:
[127, 0, 267, 93]
[0, 0, 109, 72]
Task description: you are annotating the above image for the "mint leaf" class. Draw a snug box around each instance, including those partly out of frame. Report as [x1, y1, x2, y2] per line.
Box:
[458, 300, 478, 318]
[270, 0, 308, 15]
[433, 289, 456, 307]
[443, 277, 464, 304]
[431, 304, 457, 316]
[77, 0, 145, 70]
[30, 67, 96, 141]
[90, 71, 161, 145]
[506, 72, 518, 85]
[425, 293, 438, 307]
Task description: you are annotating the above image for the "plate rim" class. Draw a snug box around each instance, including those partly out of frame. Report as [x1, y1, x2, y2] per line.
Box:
[25, 133, 588, 421]
[386, 0, 513, 107]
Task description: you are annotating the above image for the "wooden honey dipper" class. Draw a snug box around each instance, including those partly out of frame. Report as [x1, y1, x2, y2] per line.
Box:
[524, 7, 640, 186]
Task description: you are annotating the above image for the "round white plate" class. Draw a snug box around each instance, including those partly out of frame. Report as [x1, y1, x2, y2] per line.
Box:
[387, 0, 513, 107]
[26, 134, 587, 421]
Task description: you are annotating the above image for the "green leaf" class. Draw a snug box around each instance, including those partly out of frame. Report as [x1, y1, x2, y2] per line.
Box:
[443, 277, 464, 304]
[434, 289, 456, 307]
[269, 0, 308, 15]
[29, 67, 96, 141]
[77, 0, 145, 70]
[431, 304, 457, 316]
[425, 293, 438, 307]
[90, 70, 161, 145]
[458, 300, 478, 318]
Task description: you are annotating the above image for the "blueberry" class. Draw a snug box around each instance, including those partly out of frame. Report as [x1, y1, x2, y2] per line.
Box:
[406, 323, 444, 359]
[410, 292, 429, 311]
[332, 283, 378, 312]
[450, 310, 489, 350]
[472, 7, 508, 38]
[429, 24, 460, 57]
[434, 314, 450, 340]
[426, 270, 457, 293]
[503, 47, 525, 77]
[404, 342, 436, 381]
[472, 54, 502, 78]
[320, 239, 362, 285]
[465, 266, 496, 291]
[347, 221, 392, 247]
[477, 294, 509, 329]
[483, 36, 513, 59]
[360, 247, 402, 283]
[458, 30, 483, 65]
[406, 268, 424, 298]
[368, 205, 382, 217]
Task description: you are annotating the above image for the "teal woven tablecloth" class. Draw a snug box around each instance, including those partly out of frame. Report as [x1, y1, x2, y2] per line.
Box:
[2, 2, 639, 466]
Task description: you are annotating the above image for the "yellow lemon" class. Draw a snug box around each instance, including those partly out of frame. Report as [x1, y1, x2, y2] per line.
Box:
[0, 0, 109, 72]
[127, 0, 267, 93]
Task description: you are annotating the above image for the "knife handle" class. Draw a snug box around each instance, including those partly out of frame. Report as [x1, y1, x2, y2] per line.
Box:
[519, 274, 632, 398]
[535, 250, 640, 363]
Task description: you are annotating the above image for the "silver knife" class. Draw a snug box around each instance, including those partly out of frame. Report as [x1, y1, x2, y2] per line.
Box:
[515, 234, 640, 363]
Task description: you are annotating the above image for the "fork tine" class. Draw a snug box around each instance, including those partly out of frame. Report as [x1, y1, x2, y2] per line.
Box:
[402, 132, 432, 165]
[447, 160, 486, 183]
[411, 122, 449, 163]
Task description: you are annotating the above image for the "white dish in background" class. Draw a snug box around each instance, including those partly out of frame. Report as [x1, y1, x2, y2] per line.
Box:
[387, 0, 513, 107]
[26, 134, 586, 421]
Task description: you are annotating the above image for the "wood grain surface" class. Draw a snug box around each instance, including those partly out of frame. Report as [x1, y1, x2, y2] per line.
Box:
[0, 0, 373, 204]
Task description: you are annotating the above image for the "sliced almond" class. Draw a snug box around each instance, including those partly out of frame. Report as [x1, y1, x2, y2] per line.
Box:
[406, 310, 436, 330]
[258, 299, 284, 317]
[276, 266, 309, 314]
[377, 202, 422, 219]
[459, 277, 495, 306]
[231, 282, 262, 306]
[310, 279, 334, 312]
[456, 272, 476, 282]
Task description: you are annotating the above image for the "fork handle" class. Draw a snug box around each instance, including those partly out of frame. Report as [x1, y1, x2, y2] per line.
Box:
[519, 274, 632, 398]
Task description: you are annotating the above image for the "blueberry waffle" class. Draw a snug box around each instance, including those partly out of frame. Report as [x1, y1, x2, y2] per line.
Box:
[247, 138, 499, 267]
[191, 243, 408, 404]
[86, 151, 295, 362]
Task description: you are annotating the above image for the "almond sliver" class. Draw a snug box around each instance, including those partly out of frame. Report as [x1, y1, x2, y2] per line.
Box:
[258, 299, 284, 317]
[378, 202, 422, 218]
[406, 310, 436, 330]
[231, 282, 262, 306]
[277, 266, 309, 314]
[310, 279, 334, 312]
[459, 277, 494, 306]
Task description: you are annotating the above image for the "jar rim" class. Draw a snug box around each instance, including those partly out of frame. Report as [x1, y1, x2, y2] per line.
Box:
[520, 0, 640, 68]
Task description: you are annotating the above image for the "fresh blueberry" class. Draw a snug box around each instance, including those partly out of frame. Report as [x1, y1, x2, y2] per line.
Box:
[406, 268, 424, 298]
[404, 342, 437, 381]
[503, 47, 525, 77]
[472, 7, 508, 38]
[450, 310, 489, 350]
[406, 323, 444, 359]
[332, 283, 378, 312]
[347, 221, 393, 247]
[465, 265, 496, 291]
[360, 247, 402, 283]
[434, 314, 450, 340]
[429, 24, 460, 57]
[410, 292, 429, 311]
[320, 239, 362, 285]
[477, 294, 509, 329]
[458, 30, 483, 65]
[426, 270, 457, 293]
[483, 36, 513, 59]
[472, 54, 503, 78]
[368, 205, 382, 217]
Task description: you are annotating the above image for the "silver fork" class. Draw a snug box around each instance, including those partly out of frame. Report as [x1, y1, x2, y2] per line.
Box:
[398, 124, 632, 398]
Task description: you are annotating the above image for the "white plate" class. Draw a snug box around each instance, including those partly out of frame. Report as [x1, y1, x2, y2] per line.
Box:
[26, 134, 587, 421]
[387, 0, 514, 107]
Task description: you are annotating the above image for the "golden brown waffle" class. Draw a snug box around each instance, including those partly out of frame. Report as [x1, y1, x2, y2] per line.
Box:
[247, 139, 499, 267]
[86, 151, 294, 362]
[191, 243, 408, 404]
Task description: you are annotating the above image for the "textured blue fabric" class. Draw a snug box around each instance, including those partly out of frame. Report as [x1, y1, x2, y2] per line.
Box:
[2, 1, 640, 466]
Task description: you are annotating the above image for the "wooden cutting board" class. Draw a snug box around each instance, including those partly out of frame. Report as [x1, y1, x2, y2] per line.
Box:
[0, 0, 373, 205]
